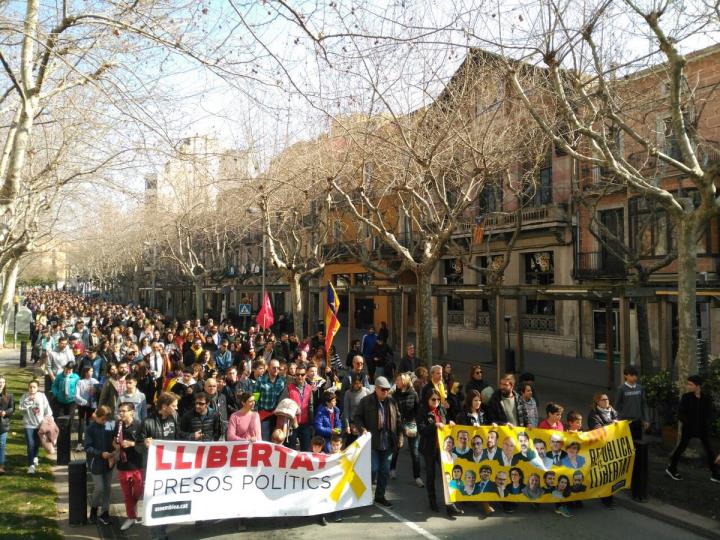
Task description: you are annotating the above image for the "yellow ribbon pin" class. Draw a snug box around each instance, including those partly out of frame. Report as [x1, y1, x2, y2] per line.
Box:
[329, 440, 367, 503]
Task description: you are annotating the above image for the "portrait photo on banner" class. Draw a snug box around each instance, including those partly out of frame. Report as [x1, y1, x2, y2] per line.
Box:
[437, 422, 636, 504]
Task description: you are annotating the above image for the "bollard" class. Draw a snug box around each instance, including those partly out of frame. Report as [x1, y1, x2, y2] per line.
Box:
[56, 415, 71, 466]
[631, 440, 649, 501]
[19, 340, 27, 367]
[68, 460, 88, 526]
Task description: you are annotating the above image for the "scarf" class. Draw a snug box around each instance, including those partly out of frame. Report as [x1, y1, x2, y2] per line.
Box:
[595, 406, 615, 425]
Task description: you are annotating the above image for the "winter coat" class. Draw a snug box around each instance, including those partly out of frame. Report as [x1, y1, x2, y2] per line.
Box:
[85, 420, 115, 474]
[314, 405, 341, 451]
[0, 394, 15, 434]
[417, 403, 447, 456]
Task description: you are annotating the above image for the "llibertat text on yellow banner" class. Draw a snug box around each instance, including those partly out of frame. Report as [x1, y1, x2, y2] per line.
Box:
[438, 422, 635, 504]
[143, 432, 373, 525]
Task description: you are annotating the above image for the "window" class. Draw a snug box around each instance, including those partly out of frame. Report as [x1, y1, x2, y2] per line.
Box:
[478, 177, 503, 214]
[444, 259, 464, 312]
[523, 252, 555, 315]
[521, 150, 552, 207]
[629, 198, 670, 257]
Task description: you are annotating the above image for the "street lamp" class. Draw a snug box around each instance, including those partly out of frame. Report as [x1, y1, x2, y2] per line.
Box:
[504, 314, 515, 373]
[504, 314, 511, 350]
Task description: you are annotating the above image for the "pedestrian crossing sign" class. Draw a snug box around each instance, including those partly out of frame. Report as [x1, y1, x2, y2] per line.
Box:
[238, 303, 251, 316]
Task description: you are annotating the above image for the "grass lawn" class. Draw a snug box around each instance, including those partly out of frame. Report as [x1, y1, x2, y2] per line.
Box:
[0, 366, 62, 540]
[3, 334, 31, 348]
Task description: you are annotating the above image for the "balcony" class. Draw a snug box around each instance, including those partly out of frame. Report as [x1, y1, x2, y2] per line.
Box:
[320, 243, 354, 260]
[521, 314, 557, 333]
[626, 140, 720, 177]
[479, 204, 569, 233]
[575, 251, 627, 280]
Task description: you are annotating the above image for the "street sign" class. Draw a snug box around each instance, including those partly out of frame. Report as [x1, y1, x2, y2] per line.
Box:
[238, 304, 251, 316]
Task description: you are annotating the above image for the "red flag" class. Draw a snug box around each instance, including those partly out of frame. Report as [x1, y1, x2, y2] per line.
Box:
[256, 292, 274, 329]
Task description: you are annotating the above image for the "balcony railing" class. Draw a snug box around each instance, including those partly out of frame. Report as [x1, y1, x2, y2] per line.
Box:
[576, 251, 627, 280]
[521, 314, 557, 333]
[627, 140, 720, 176]
[480, 204, 568, 232]
[448, 311, 464, 325]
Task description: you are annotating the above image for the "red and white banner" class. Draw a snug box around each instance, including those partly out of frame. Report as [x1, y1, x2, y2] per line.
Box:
[143, 433, 372, 525]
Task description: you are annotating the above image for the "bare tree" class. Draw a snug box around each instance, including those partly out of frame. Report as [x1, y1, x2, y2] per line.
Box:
[325, 52, 545, 361]
[484, 1, 720, 384]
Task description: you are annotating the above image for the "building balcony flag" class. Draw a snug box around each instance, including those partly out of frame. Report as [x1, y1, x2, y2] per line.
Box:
[324, 282, 341, 352]
[472, 216, 485, 246]
[257, 292, 274, 330]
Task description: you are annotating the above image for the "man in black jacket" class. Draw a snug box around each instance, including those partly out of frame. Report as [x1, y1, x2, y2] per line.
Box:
[353, 376, 403, 508]
[485, 373, 529, 428]
[138, 393, 198, 540]
[666, 375, 720, 482]
[180, 392, 223, 441]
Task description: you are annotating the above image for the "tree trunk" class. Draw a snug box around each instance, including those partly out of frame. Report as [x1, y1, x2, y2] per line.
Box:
[194, 279, 204, 318]
[674, 217, 698, 386]
[0, 258, 20, 346]
[415, 271, 433, 364]
[635, 296, 654, 375]
[289, 272, 304, 340]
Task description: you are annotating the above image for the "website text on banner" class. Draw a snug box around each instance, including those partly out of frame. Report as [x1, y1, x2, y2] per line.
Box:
[143, 433, 373, 525]
[438, 421, 635, 504]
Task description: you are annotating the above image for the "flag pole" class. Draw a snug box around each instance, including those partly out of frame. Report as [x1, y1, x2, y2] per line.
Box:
[261, 214, 266, 326]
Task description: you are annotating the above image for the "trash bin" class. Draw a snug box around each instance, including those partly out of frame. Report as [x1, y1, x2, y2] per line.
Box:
[56, 415, 71, 466]
[631, 440, 648, 501]
[68, 460, 88, 526]
[504, 349, 516, 373]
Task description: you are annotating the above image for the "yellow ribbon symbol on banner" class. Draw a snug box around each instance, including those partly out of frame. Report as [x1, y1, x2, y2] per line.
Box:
[329, 440, 367, 503]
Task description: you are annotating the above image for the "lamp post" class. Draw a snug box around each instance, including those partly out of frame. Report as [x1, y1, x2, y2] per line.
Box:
[504, 314, 515, 373]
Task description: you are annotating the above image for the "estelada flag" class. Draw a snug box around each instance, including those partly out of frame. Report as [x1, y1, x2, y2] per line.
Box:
[324, 282, 341, 352]
[257, 292, 274, 329]
[472, 223, 485, 245]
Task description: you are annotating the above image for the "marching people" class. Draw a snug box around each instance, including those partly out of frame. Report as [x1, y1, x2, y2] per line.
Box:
[0, 375, 14, 474]
[113, 402, 144, 531]
[19, 379, 53, 474]
[181, 391, 223, 441]
[353, 376, 402, 508]
[665, 375, 720, 483]
[226, 392, 261, 441]
[138, 392, 198, 540]
[390, 372, 422, 486]
[417, 388, 462, 518]
[486, 373, 529, 428]
[74, 366, 99, 452]
[314, 390, 342, 452]
[84, 405, 116, 526]
[279, 363, 314, 450]
[615, 366, 649, 441]
[342, 373, 371, 447]
[18, 288, 720, 533]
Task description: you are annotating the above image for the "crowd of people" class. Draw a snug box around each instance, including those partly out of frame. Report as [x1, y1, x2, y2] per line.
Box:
[0, 290, 717, 538]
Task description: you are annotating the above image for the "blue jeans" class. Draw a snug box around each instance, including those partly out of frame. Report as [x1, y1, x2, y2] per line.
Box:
[25, 427, 40, 466]
[391, 434, 421, 479]
[0, 431, 7, 466]
[261, 417, 273, 442]
[371, 448, 393, 500]
[289, 423, 313, 452]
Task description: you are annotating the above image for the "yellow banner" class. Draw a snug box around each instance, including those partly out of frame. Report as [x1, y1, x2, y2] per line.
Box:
[438, 422, 635, 503]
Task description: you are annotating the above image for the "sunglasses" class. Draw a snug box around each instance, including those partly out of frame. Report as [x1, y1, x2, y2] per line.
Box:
[195, 402, 207, 406]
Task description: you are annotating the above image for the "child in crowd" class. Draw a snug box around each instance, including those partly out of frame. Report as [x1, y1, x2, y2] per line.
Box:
[317, 434, 345, 526]
[566, 411, 582, 433]
[538, 402, 564, 431]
